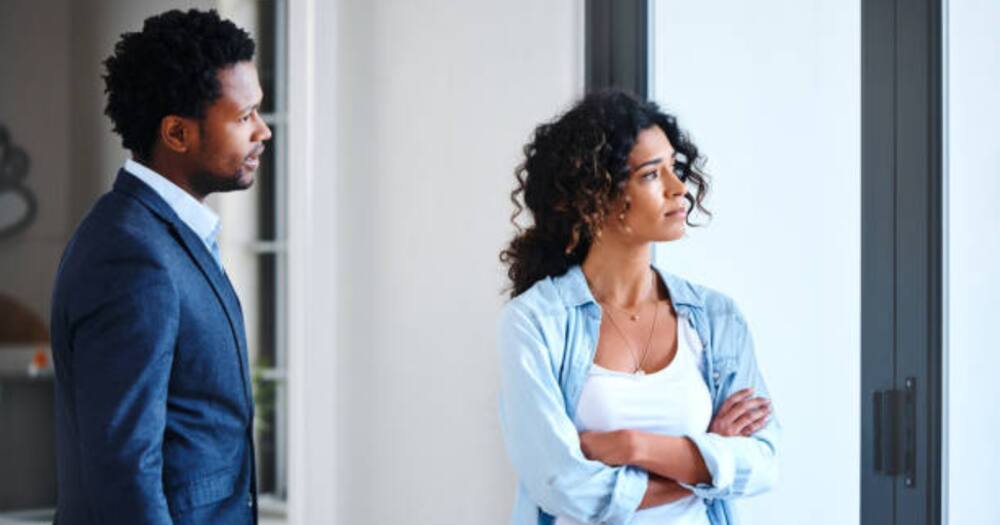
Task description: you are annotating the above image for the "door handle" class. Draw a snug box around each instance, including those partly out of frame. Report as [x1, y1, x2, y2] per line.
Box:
[873, 377, 916, 487]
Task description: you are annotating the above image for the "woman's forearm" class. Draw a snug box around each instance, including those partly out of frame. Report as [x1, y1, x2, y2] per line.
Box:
[629, 431, 711, 486]
[639, 474, 693, 509]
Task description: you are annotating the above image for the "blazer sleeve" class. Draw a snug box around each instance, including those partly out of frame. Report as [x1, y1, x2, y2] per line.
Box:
[498, 303, 648, 524]
[65, 245, 179, 524]
[681, 308, 780, 500]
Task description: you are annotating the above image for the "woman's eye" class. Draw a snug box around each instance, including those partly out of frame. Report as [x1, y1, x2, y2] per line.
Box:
[674, 163, 688, 180]
[641, 171, 658, 180]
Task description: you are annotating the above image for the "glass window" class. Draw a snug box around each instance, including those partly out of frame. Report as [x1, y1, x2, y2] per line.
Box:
[649, 1, 861, 523]
[944, 1, 1000, 522]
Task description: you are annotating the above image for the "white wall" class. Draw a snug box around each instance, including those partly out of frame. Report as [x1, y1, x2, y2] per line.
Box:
[945, 1, 1000, 523]
[289, 0, 584, 522]
[651, 1, 860, 524]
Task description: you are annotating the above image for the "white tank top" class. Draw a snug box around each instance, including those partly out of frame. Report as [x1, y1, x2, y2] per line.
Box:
[555, 314, 713, 525]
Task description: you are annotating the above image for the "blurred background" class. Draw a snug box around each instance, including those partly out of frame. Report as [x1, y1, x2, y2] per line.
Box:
[0, 0, 996, 524]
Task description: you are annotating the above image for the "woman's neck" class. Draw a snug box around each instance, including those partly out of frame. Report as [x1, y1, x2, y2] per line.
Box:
[581, 239, 657, 308]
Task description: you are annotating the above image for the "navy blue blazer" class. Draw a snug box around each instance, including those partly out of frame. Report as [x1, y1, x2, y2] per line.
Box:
[50, 171, 257, 524]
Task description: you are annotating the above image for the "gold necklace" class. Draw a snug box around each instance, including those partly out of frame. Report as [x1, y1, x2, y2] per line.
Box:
[602, 300, 650, 322]
[594, 270, 658, 322]
[601, 301, 660, 375]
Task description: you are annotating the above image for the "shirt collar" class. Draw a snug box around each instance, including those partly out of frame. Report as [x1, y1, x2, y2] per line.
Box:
[124, 159, 221, 247]
[554, 263, 705, 311]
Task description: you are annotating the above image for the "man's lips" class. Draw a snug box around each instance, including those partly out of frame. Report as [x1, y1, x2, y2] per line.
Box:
[244, 145, 265, 168]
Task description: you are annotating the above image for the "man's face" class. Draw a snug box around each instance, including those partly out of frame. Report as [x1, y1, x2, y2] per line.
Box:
[189, 61, 271, 196]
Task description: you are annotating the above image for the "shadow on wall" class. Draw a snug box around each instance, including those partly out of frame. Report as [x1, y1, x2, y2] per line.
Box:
[0, 125, 37, 241]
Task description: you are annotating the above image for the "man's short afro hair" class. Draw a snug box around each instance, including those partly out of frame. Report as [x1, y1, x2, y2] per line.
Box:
[103, 9, 255, 161]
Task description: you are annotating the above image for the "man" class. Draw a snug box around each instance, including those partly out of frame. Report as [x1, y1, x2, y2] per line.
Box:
[50, 9, 271, 524]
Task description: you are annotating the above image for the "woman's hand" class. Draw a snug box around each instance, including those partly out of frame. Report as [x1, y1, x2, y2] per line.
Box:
[709, 388, 772, 437]
[579, 429, 638, 466]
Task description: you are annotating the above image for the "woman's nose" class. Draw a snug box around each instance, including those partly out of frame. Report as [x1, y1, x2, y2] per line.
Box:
[663, 167, 686, 196]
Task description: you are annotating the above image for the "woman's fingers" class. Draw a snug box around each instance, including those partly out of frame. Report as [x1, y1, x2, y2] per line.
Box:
[718, 388, 754, 417]
[739, 413, 771, 436]
[710, 389, 755, 435]
[711, 391, 774, 437]
[731, 399, 772, 434]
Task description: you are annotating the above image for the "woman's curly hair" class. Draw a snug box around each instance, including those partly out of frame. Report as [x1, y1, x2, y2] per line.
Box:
[500, 90, 711, 298]
[103, 9, 255, 161]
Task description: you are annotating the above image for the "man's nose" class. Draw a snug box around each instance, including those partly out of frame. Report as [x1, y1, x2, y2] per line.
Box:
[258, 121, 273, 142]
[254, 114, 273, 142]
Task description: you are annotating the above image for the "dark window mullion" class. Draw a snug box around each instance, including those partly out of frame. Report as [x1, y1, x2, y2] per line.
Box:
[585, 0, 649, 98]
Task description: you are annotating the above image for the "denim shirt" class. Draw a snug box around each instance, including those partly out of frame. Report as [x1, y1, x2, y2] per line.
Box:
[497, 264, 779, 525]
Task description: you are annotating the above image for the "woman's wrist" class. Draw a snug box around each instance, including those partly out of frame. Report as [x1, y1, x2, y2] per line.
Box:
[623, 429, 652, 466]
[626, 433, 707, 485]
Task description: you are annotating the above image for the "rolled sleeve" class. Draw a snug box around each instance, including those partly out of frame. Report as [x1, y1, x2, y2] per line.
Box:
[680, 432, 736, 498]
[679, 431, 778, 500]
[600, 465, 648, 524]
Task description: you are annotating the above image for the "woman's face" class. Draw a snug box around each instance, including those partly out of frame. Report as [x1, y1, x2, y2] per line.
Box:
[607, 125, 689, 243]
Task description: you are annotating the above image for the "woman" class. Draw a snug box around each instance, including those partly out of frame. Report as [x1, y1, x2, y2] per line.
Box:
[498, 90, 779, 525]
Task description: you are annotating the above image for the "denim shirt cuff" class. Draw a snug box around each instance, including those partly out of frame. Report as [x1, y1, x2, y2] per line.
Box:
[679, 433, 735, 499]
[600, 465, 648, 525]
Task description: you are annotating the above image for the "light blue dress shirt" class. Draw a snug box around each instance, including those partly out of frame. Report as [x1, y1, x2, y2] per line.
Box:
[498, 264, 780, 525]
[124, 159, 223, 269]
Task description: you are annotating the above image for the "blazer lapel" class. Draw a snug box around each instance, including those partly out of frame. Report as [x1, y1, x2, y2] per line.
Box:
[114, 170, 255, 410]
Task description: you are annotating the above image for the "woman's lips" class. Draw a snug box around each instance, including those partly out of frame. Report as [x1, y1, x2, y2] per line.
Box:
[665, 207, 687, 218]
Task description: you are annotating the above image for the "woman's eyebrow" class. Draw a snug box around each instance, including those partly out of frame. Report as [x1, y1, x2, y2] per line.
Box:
[632, 157, 662, 172]
[631, 151, 677, 172]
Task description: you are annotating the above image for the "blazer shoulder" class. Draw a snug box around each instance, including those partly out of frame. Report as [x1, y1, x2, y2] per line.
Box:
[55, 191, 180, 302]
[72, 191, 176, 257]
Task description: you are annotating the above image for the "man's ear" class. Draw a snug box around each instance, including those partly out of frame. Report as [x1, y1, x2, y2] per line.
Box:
[160, 115, 199, 154]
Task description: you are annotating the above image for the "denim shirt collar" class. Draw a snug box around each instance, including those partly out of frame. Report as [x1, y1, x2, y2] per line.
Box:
[553, 264, 706, 313]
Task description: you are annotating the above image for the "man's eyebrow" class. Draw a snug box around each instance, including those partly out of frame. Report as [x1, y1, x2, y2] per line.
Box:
[238, 101, 260, 114]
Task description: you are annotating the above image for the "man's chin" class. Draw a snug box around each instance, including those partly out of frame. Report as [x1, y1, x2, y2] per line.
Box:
[236, 173, 255, 190]
[223, 170, 255, 192]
